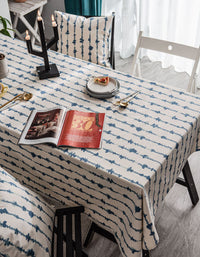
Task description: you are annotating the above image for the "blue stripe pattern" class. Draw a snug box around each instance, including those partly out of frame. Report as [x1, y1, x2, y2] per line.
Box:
[1, 36, 200, 257]
[55, 11, 113, 67]
[0, 167, 55, 257]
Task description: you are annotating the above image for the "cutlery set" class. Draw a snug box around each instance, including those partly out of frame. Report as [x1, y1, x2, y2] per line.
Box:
[0, 89, 140, 111]
[112, 90, 140, 108]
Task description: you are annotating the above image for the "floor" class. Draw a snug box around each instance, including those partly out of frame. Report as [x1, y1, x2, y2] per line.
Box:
[81, 53, 200, 257]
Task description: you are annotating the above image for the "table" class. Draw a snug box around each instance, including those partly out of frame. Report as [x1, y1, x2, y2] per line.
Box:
[8, 0, 47, 45]
[1, 35, 200, 257]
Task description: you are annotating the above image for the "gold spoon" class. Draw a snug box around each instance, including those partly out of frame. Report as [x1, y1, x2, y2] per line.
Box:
[119, 91, 140, 108]
[0, 92, 33, 109]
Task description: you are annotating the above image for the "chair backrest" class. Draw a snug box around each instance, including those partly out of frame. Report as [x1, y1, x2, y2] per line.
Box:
[85, 12, 115, 69]
[52, 205, 87, 257]
[132, 31, 200, 92]
[55, 11, 115, 69]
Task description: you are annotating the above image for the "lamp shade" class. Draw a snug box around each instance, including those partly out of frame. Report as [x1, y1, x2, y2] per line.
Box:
[0, 53, 9, 79]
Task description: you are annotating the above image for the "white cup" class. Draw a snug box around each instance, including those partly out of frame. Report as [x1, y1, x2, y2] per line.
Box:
[0, 53, 9, 79]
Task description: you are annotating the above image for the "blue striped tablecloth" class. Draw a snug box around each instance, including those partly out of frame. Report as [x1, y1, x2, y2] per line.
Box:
[1, 36, 200, 257]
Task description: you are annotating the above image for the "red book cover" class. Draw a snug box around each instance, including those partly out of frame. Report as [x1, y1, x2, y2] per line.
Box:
[58, 110, 105, 148]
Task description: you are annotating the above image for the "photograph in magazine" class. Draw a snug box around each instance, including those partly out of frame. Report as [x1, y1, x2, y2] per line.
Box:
[25, 108, 62, 140]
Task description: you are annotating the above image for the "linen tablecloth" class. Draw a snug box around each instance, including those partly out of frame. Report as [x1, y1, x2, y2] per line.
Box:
[1, 36, 200, 257]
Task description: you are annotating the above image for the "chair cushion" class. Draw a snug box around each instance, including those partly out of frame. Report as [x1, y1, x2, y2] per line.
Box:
[55, 11, 113, 67]
[0, 167, 55, 257]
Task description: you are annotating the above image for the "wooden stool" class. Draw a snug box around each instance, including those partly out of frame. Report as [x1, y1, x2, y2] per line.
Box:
[8, 0, 47, 45]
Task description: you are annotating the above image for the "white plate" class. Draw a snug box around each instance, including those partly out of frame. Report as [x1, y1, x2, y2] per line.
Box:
[86, 76, 119, 94]
[85, 87, 119, 99]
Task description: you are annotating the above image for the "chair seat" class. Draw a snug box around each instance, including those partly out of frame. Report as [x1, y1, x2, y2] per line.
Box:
[0, 167, 55, 257]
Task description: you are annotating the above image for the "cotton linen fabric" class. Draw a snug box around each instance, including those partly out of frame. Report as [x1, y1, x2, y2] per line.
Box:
[1, 36, 200, 257]
[0, 167, 55, 257]
[55, 11, 113, 67]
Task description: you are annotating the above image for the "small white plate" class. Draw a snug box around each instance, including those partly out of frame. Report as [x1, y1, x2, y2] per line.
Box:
[86, 76, 119, 94]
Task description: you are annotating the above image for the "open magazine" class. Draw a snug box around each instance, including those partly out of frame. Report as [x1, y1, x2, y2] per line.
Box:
[19, 107, 105, 149]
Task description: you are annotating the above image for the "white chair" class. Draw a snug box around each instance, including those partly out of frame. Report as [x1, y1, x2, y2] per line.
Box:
[132, 31, 200, 92]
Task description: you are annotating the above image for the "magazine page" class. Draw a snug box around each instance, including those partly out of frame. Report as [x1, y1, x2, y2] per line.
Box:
[58, 110, 105, 148]
[18, 107, 66, 145]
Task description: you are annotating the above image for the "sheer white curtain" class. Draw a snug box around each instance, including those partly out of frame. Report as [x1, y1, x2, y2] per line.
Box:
[102, 0, 200, 72]
[101, 0, 138, 59]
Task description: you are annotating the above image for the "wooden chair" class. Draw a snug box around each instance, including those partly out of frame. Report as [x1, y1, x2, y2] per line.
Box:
[132, 31, 200, 92]
[52, 205, 88, 257]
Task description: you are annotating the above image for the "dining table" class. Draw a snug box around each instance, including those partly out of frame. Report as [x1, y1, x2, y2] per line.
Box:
[0, 35, 200, 257]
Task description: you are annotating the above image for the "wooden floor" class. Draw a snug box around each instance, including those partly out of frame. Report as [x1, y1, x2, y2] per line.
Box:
[81, 53, 200, 257]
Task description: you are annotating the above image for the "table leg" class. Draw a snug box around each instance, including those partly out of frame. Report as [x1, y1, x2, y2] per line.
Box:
[12, 14, 24, 40]
[12, 13, 19, 31]
[176, 160, 199, 206]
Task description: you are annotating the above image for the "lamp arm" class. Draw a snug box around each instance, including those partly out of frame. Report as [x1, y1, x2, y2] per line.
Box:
[30, 49, 44, 57]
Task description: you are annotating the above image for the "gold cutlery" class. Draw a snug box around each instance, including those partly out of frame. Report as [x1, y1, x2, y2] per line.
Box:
[0, 92, 33, 109]
[119, 91, 140, 108]
[113, 90, 140, 106]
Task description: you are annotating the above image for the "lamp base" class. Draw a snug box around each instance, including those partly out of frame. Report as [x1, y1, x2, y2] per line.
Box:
[36, 64, 60, 80]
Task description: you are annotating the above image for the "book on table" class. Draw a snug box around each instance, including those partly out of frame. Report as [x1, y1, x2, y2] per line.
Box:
[18, 107, 105, 149]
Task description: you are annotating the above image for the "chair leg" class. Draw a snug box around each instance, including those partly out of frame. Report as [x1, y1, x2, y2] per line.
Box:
[143, 249, 150, 257]
[84, 222, 97, 247]
[176, 160, 199, 206]
[65, 214, 73, 257]
[75, 212, 83, 257]
[57, 214, 64, 257]
[84, 222, 149, 257]
[84, 222, 116, 247]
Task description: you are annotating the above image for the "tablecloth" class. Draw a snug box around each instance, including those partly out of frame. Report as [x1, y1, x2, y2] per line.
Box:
[1, 36, 200, 257]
